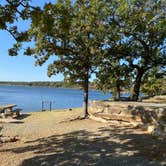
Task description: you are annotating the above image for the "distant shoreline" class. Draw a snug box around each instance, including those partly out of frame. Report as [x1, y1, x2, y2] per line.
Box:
[0, 83, 81, 90]
[0, 81, 98, 91]
[0, 81, 95, 90]
[0, 82, 81, 90]
[0, 83, 99, 92]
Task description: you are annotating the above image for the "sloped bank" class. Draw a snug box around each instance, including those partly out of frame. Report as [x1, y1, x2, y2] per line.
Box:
[89, 100, 166, 138]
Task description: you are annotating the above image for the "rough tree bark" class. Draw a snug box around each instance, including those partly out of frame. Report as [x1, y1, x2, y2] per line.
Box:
[82, 73, 89, 118]
[131, 68, 144, 101]
[116, 81, 121, 100]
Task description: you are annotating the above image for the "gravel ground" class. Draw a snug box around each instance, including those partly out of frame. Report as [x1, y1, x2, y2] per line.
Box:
[0, 108, 165, 166]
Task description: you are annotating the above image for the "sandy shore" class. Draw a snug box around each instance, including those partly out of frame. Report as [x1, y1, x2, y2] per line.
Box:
[0, 108, 165, 166]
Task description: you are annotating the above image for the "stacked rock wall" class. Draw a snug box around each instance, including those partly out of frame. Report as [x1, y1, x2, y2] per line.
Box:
[90, 100, 166, 137]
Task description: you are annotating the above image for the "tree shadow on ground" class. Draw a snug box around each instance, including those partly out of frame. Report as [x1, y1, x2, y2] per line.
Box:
[16, 114, 30, 120]
[1, 124, 165, 166]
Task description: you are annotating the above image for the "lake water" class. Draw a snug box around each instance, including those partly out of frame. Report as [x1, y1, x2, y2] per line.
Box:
[0, 85, 111, 112]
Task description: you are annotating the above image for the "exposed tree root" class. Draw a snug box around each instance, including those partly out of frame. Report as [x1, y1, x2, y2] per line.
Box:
[0, 135, 19, 143]
[89, 114, 108, 123]
[60, 114, 90, 123]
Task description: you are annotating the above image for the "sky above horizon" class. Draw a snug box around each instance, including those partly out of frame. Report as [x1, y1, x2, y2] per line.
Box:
[0, 0, 65, 82]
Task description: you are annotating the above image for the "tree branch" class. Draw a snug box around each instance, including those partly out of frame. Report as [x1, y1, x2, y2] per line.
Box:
[6, 28, 17, 41]
[124, 31, 149, 52]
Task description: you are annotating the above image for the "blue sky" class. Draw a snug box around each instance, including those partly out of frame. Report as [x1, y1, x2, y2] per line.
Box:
[0, 0, 64, 82]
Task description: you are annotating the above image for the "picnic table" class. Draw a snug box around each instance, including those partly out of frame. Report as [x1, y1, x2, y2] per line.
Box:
[0, 104, 21, 118]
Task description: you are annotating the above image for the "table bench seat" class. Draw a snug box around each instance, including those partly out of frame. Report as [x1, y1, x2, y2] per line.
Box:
[5, 108, 22, 118]
[0, 104, 21, 118]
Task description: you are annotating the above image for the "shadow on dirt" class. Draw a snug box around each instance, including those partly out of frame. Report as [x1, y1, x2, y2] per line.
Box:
[1, 123, 165, 166]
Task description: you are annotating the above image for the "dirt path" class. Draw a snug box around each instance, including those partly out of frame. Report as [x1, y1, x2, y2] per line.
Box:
[0, 108, 165, 166]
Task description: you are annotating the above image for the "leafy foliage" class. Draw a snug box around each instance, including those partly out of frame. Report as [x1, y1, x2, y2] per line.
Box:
[0, 0, 33, 55]
[96, 0, 166, 100]
[23, 0, 111, 116]
[0, 0, 166, 107]
[141, 68, 166, 96]
[95, 59, 131, 100]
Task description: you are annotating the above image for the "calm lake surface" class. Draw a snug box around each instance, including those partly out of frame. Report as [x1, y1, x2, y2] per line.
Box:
[0, 85, 111, 112]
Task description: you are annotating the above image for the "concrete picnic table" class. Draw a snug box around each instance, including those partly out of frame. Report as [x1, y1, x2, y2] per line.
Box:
[0, 104, 21, 118]
[0, 104, 17, 113]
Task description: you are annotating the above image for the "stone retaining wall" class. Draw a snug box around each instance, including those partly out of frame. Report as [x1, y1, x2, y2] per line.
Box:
[90, 100, 166, 137]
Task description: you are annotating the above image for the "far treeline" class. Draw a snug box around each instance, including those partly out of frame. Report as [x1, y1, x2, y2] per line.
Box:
[0, 81, 95, 89]
[0, 0, 166, 117]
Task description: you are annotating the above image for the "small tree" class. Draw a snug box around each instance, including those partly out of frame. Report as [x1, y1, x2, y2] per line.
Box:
[141, 67, 166, 97]
[95, 59, 131, 100]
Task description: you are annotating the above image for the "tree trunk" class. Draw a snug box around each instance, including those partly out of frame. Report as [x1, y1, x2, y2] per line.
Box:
[116, 82, 121, 100]
[131, 69, 144, 101]
[112, 80, 121, 101]
[82, 75, 89, 118]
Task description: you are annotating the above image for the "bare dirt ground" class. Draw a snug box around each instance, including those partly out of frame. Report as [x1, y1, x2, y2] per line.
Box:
[0, 108, 166, 166]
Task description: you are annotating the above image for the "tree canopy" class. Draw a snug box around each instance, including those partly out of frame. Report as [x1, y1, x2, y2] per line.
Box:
[141, 67, 166, 96]
[0, 0, 166, 116]
[0, 0, 34, 55]
[96, 0, 166, 100]
[23, 0, 110, 117]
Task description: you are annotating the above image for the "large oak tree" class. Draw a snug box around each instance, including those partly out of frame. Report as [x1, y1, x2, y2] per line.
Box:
[23, 0, 109, 117]
[99, 0, 166, 101]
